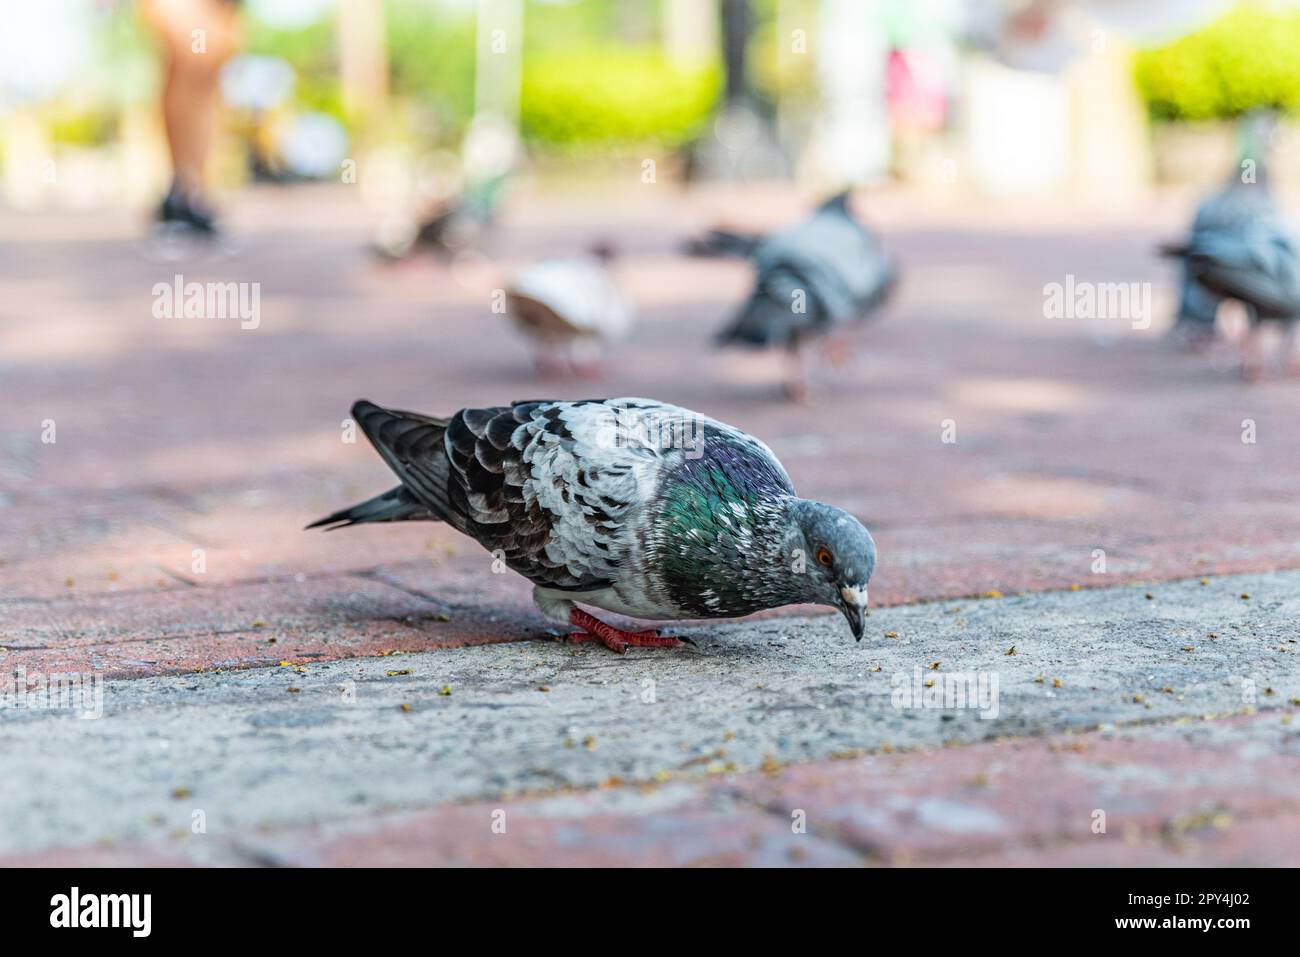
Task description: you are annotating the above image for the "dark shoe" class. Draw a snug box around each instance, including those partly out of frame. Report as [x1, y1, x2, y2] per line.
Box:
[158, 186, 218, 236]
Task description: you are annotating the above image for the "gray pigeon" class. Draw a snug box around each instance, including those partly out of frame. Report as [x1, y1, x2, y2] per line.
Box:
[1162, 113, 1300, 376]
[309, 398, 876, 652]
[711, 192, 897, 399]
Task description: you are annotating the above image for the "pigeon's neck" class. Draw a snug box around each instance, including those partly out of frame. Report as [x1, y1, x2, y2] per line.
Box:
[716, 494, 812, 609]
[649, 492, 809, 617]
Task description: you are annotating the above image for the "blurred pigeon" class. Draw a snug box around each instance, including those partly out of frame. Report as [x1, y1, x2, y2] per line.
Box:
[710, 192, 897, 399]
[309, 398, 877, 652]
[505, 245, 634, 376]
[373, 173, 507, 261]
[1162, 113, 1300, 377]
[684, 228, 765, 258]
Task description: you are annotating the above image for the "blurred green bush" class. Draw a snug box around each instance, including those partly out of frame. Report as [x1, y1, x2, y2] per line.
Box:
[244, 16, 346, 122]
[520, 47, 719, 149]
[1135, 3, 1300, 120]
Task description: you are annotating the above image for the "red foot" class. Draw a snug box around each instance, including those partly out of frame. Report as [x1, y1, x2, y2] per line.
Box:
[820, 336, 856, 371]
[568, 608, 682, 653]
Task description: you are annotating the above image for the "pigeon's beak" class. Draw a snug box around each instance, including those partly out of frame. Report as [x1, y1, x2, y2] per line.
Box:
[841, 602, 866, 641]
[839, 585, 868, 642]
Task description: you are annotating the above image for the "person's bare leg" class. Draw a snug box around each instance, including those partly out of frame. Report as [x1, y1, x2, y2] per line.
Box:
[141, 0, 240, 210]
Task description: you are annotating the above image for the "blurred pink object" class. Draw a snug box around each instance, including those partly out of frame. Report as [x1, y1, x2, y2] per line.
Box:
[886, 48, 948, 133]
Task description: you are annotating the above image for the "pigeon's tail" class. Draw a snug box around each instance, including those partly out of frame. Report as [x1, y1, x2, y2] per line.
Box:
[1159, 241, 1192, 259]
[1161, 223, 1300, 319]
[866, 260, 899, 315]
[683, 228, 764, 259]
[817, 189, 854, 216]
[306, 400, 455, 531]
[715, 292, 811, 348]
[305, 485, 431, 530]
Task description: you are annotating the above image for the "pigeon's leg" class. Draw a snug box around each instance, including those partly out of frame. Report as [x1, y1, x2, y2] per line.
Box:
[820, 331, 856, 371]
[1283, 321, 1300, 377]
[567, 340, 606, 380]
[1241, 309, 1268, 382]
[782, 344, 809, 403]
[567, 608, 682, 653]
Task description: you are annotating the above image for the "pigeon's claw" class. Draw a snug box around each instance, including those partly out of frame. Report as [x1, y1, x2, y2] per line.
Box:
[568, 609, 683, 653]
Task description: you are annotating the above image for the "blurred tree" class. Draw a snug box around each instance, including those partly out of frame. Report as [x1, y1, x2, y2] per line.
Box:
[386, 0, 477, 144]
[1136, 3, 1300, 120]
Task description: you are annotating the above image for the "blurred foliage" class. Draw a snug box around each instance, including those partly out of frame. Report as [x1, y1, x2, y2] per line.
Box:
[45, 107, 117, 148]
[242, 0, 716, 150]
[385, 0, 476, 141]
[1135, 3, 1300, 120]
[40, 8, 155, 146]
[243, 15, 346, 122]
[523, 0, 644, 47]
[519, 0, 718, 151]
[749, 0, 818, 104]
[30, 0, 725, 154]
[520, 47, 719, 149]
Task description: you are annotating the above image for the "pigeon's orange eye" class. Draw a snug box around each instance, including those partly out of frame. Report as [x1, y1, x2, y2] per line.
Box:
[816, 547, 834, 567]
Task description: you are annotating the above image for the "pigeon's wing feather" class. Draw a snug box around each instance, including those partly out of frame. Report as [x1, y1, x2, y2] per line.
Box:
[1167, 177, 1300, 322]
[683, 228, 765, 258]
[1185, 225, 1300, 318]
[357, 398, 715, 592]
[720, 195, 892, 346]
[507, 259, 632, 341]
[1192, 181, 1276, 234]
[351, 400, 459, 519]
[492, 397, 751, 590]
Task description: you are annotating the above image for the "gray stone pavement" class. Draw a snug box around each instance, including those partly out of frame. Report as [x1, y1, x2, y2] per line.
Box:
[3, 569, 1295, 861]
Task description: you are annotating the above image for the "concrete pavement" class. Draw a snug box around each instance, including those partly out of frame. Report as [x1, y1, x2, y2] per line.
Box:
[2, 570, 1297, 864]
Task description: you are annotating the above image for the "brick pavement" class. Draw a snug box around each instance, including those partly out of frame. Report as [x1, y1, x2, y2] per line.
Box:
[2, 184, 1298, 864]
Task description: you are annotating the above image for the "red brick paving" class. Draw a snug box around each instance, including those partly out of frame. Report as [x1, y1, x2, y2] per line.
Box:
[727, 713, 1300, 865]
[5, 185, 1300, 865]
[6, 187, 1300, 654]
[0, 845, 197, 868]
[1, 572, 542, 678]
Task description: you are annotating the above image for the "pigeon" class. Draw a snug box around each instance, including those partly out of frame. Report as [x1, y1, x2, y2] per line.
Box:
[373, 173, 507, 261]
[1161, 113, 1300, 377]
[505, 245, 633, 377]
[709, 192, 897, 399]
[309, 398, 877, 652]
[683, 227, 765, 259]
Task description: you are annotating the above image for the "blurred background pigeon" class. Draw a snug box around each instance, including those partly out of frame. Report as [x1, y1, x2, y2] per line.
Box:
[505, 244, 634, 378]
[703, 192, 897, 400]
[683, 227, 764, 259]
[372, 113, 518, 262]
[372, 172, 508, 261]
[1162, 112, 1300, 378]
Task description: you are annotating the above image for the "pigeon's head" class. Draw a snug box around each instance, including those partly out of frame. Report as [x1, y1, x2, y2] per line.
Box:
[791, 500, 876, 641]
